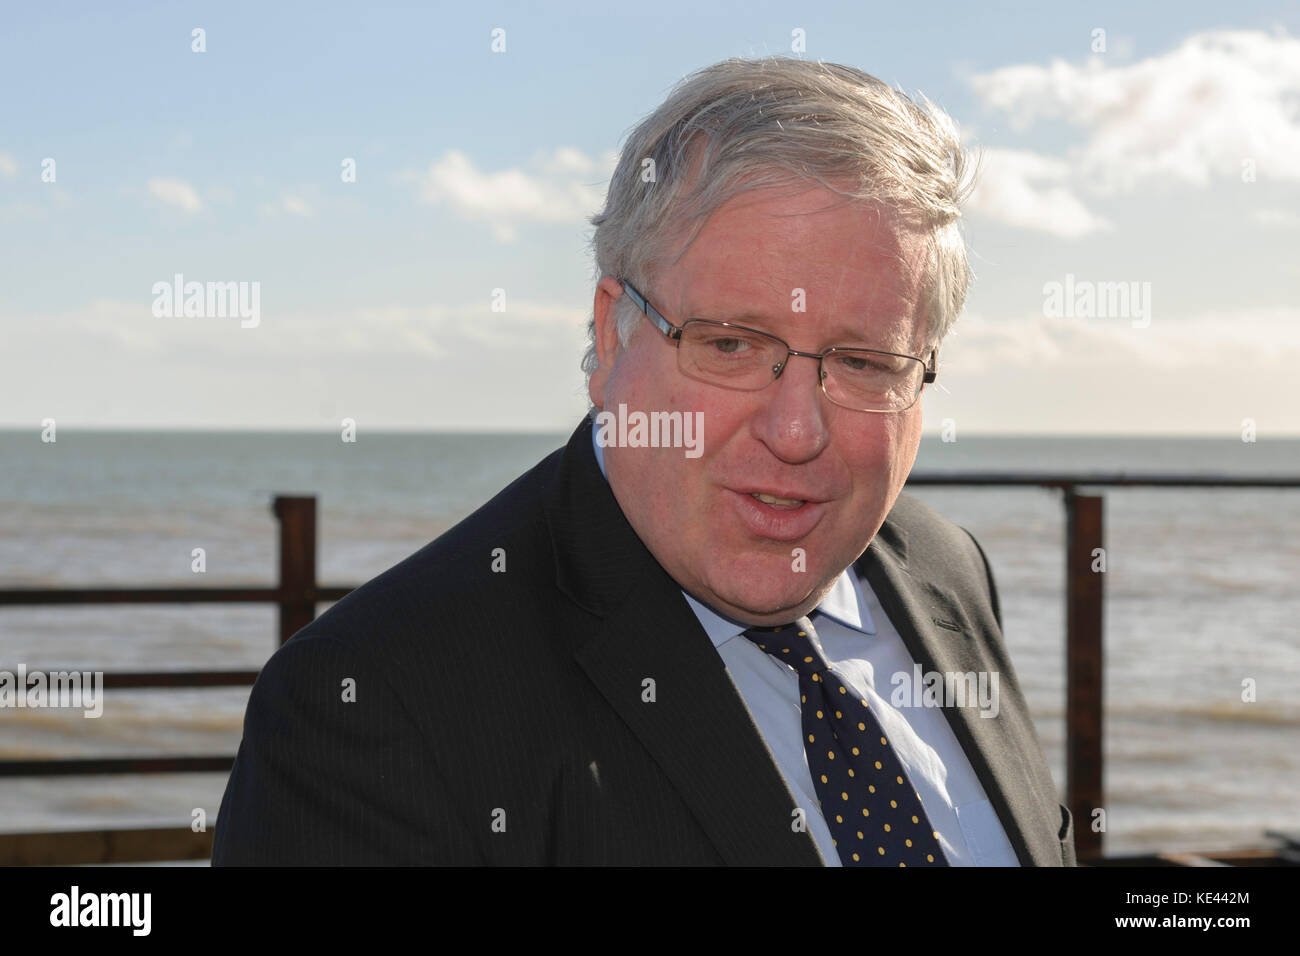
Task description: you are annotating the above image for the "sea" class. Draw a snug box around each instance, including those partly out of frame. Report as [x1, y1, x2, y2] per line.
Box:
[1, 428, 1297, 859]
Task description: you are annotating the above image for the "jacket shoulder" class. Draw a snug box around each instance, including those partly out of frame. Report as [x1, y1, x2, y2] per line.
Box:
[872, 489, 1006, 637]
[884, 491, 990, 576]
[285, 441, 568, 660]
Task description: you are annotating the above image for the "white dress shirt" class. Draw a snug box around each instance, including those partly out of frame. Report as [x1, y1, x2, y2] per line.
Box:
[591, 428, 1019, 866]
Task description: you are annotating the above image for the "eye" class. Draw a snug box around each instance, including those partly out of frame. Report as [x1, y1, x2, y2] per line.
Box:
[710, 336, 751, 355]
[834, 353, 889, 373]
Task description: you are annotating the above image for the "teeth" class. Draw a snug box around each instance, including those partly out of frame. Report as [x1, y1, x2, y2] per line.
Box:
[752, 492, 804, 507]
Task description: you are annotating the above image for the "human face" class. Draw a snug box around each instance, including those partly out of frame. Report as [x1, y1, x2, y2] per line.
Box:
[587, 184, 931, 627]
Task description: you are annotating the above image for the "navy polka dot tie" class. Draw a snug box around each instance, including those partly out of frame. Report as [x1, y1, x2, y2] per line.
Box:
[743, 614, 949, 867]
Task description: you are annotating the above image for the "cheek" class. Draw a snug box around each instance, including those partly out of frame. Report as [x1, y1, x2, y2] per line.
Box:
[881, 412, 922, 488]
[604, 357, 636, 403]
[607, 345, 670, 409]
[841, 416, 914, 497]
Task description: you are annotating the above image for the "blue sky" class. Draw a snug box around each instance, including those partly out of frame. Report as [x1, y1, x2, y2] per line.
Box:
[2, 0, 1298, 434]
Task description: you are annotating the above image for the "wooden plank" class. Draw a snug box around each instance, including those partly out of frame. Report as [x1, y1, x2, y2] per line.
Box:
[0, 756, 235, 777]
[1156, 852, 1231, 867]
[103, 671, 260, 688]
[0, 826, 213, 865]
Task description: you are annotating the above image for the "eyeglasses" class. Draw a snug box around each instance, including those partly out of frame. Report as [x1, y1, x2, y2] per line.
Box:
[617, 279, 937, 413]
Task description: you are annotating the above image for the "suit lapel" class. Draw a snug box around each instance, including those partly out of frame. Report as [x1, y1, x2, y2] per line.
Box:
[574, 582, 827, 866]
[546, 419, 824, 866]
[856, 530, 1060, 866]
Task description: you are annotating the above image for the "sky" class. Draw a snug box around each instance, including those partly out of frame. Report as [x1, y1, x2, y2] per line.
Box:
[2, 0, 1298, 435]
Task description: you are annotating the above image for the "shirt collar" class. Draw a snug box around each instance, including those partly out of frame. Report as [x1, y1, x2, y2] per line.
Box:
[589, 417, 876, 647]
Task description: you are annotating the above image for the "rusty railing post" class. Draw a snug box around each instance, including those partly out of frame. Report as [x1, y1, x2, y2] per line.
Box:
[1064, 486, 1105, 861]
[273, 495, 317, 645]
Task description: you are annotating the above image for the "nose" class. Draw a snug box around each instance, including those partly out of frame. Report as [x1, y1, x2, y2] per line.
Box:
[749, 352, 831, 463]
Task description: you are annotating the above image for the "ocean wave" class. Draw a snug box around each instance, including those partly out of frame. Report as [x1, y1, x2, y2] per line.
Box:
[1106, 701, 1300, 727]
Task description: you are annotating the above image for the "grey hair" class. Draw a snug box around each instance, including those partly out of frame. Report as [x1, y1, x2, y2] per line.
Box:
[581, 56, 977, 414]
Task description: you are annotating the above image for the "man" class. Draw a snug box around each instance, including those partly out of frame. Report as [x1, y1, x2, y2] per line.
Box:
[213, 56, 1075, 866]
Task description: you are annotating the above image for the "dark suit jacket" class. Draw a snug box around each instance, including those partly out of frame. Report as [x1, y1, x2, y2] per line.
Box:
[213, 417, 1075, 866]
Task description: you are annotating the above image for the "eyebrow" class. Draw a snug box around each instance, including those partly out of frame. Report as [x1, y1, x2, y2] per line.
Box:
[683, 302, 912, 351]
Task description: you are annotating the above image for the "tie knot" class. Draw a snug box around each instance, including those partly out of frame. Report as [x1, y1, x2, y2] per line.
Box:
[742, 615, 829, 679]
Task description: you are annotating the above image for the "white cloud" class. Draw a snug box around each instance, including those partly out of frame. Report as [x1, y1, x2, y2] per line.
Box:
[1252, 208, 1300, 228]
[2, 297, 589, 360]
[259, 194, 311, 217]
[0, 152, 16, 178]
[924, 307, 1300, 434]
[403, 147, 613, 241]
[347, 300, 587, 350]
[947, 306, 1300, 374]
[969, 29, 1300, 192]
[147, 178, 203, 212]
[0, 201, 45, 224]
[533, 146, 620, 178]
[966, 148, 1111, 238]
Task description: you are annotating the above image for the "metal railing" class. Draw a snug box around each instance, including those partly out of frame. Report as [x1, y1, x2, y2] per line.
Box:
[1, 477, 1296, 865]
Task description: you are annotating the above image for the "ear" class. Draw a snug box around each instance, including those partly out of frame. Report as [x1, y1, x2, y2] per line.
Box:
[588, 275, 627, 410]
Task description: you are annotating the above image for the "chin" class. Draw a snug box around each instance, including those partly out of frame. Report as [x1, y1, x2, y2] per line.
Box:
[705, 568, 820, 620]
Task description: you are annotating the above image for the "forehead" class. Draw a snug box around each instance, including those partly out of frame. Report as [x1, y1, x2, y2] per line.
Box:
[664, 186, 930, 348]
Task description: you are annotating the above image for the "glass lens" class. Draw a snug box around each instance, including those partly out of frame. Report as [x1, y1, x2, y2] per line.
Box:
[823, 350, 921, 411]
[679, 322, 784, 388]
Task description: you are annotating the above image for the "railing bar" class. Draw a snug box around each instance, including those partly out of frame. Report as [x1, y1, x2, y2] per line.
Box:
[0, 756, 235, 776]
[0, 586, 353, 605]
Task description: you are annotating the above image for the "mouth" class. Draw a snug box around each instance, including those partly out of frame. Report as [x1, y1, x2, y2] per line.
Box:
[726, 488, 828, 541]
[748, 491, 807, 511]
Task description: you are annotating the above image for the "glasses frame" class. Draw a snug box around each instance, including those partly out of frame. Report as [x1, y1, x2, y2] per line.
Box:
[617, 279, 937, 413]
